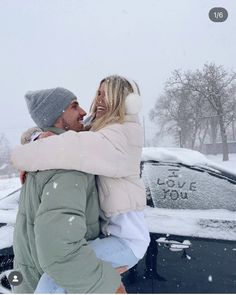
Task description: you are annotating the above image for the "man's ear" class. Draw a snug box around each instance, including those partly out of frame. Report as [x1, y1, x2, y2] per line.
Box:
[54, 116, 63, 129]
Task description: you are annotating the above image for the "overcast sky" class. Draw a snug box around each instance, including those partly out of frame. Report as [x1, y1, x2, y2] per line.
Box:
[0, 0, 235, 146]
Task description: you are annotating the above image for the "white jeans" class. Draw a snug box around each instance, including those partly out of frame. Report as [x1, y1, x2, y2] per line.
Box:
[35, 236, 139, 294]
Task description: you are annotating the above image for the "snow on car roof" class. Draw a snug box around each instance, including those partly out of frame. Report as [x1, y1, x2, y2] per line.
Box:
[142, 147, 208, 165]
[142, 147, 236, 177]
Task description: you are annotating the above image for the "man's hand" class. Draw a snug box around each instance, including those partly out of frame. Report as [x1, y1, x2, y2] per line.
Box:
[115, 266, 128, 274]
[38, 131, 55, 139]
[20, 171, 27, 184]
[115, 267, 127, 293]
[115, 282, 127, 294]
[19, 131, 56, 184]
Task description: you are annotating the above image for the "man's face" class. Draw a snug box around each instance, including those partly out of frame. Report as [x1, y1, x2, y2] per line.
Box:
[55, 100, 87, 132]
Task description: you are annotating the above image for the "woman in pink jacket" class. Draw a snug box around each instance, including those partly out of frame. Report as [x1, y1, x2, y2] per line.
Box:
[12, 75, 150, 293]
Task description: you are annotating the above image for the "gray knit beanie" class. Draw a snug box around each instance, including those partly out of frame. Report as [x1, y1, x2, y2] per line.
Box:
[25, 87, 76, 128]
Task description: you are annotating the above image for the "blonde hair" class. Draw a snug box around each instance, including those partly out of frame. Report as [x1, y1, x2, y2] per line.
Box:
[89, 75, 140, 131]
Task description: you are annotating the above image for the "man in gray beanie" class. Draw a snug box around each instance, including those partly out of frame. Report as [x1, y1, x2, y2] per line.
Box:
[12, 87, 122, 293]
[25, 87, 85, 131]
[21, 87, 86, 144]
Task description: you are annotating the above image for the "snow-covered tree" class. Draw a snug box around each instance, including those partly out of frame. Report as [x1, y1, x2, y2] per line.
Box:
[150, 63, 236, 161]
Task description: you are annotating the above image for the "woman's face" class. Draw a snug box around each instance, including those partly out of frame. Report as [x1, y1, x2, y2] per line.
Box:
[95, 82, 108, 119]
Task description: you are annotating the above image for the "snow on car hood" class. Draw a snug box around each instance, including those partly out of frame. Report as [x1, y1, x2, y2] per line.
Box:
[0, 225, 14, 250]
[0, 178, 20, 249]
[0, 190, 19, 249]
[145, 206, 236, 241]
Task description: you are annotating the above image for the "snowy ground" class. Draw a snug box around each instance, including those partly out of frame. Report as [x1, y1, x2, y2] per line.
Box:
[0, 152, 236, 251]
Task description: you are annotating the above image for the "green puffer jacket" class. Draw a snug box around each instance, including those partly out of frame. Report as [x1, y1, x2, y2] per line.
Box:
[13, 169, 121, 293]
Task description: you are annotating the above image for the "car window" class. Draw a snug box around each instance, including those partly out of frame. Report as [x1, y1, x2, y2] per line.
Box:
[142, 161, 236, 211]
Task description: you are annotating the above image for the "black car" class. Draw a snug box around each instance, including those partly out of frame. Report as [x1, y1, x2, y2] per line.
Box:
[123, 148, 236, 293]
[1, 148, 236, 293]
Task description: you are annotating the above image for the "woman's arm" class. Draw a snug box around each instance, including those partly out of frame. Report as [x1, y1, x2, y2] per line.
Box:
[12, 127, 137, 178]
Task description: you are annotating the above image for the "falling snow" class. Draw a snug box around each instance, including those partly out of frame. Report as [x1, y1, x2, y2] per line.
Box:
[53, 182, 58, 189]
[68, 216, 75, 223]
[208, 275, 213, 282]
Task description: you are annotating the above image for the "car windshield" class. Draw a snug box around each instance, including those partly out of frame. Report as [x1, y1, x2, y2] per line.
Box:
[142, 161, 236, 240]
[142, 161, 236, 211]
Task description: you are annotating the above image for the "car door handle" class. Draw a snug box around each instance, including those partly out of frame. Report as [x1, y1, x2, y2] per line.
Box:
[156, 237, 191, 251]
